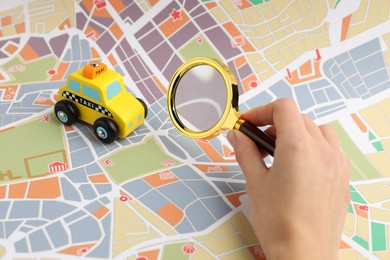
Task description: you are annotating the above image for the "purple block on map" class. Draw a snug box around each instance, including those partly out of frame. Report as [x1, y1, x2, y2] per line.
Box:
[238, 63, 253, 80]
[183, 0, 200, 11]
[28, 37, 51, 57]
[115, 45, 127, 61]
[79, 1, 91, 15]
[120, 39, 135, 57]
[0, 51, 7, 59]
[49, 34, 69, 58]
[195, 12, 217, 30]
[135, 22, 154, 39]
[89, 21, 105, 34]
[149, 42, 173, 70]
[0, 38, 20, 48]
[153, 2, 179, 25]
[136, 81, 155, 103]
[169, 22, 198, 49]
[120, 3, 143, 23]
[124, 60, 140, 82]
[76, 12, 87, 30]
[228, 61, 245, 95]
[139, 29, 164, 53]
[130, 56, 149, 79]
[144, 77, 163, 100]
[190, 5, 207, 17]
[96, 31, 116, 54]
[205, 28, 241, 59]
[93, 16, 114, 27]
[163, 55, 183, 80]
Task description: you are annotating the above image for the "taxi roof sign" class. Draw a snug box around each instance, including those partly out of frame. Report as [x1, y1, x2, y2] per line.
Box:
[83, 62, 107, 79]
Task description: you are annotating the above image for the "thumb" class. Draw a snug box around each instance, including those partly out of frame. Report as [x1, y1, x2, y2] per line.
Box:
[227, 130, 268, 183]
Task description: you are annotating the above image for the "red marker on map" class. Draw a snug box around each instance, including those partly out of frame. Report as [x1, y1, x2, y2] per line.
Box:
[315, 48, 322, 62]
[182, 244, 195, 254]
[171, 9, 182, 21]
[102, 158, 115, 167]
[197, 37, 202, 44]
[161, 160, 175, 167]
[286, 68, 292, 79]
[358, 205, 369, 212]
[249, 80, 258, 88]
[119, 195, 129, 202]
[94, 0, 106, 9]
[77, 247, 88, 255]
[135, 257, 148, 260]
[48, 69, 57, 75]
[86, 31, 97, 41]
[41, 114, 51, 123]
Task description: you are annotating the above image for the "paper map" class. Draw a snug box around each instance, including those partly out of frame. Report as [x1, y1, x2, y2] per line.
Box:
[0, 0, 389, 259]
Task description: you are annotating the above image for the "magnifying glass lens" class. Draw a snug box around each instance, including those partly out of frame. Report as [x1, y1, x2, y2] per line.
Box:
[175, 65, 227, 132]
[168, 57, 275, 156]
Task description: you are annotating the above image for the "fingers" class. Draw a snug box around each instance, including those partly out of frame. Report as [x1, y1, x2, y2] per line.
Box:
[319, 124, 339, 147]
[241, 99, 306, 141]
[302, 114, 324, 139]
[227, 130, 268, 182]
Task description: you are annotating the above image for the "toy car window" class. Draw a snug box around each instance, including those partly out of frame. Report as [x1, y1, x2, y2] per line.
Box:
[83, 85, 102, 102]
[106, 81, 122, 100]
[68, 80, 80, 92]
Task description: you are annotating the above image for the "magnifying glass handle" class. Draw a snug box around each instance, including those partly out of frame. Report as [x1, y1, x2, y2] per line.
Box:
[236, 119, 275, 157]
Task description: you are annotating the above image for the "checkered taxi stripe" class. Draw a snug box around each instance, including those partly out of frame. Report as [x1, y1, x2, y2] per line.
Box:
[62, 91, 113, 118]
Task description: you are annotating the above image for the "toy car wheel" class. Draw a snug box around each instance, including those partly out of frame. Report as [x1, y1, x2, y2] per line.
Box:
[54, 100, 78, 125]
[94, 118, 118, 144]
[136, 98, 148, 118]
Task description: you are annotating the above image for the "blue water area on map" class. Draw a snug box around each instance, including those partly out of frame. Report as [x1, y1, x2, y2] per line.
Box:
[60, 177, 82, 202]
[172, 166, 203, 179]
[183, 180, 219, 198]
[87, 213, 111, 258]
[14, 238, 28, 252]
[70, 216, 102, 243]
[122, 178, 152, 197]
[25, 220, 48, 227]
[157, 182, 197, 209]
[79, 184, 98, 200]
[30, 229, 51, 251]
[323, 38, 390, 100]
[201, 197, 232, 219]
[65, 167, 88, 183]
[95, 183, 112, 195]
[175, 216, 195, 233]
[85, 200, 104, 214]
[5, 220, 22, 238]
[64, 210, 86, 224]
[9, 201, 40, 219]
[0, 201, 10, 218]
[213, 181, 234, 194]
[45, 220, 69, 248]
[139, 189, 170, 211]
[186, 200, 216, 231]
[160, 135, 186, 159]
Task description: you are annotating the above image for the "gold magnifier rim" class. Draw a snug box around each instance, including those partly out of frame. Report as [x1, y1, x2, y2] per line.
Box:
[167, 57, 240, 140]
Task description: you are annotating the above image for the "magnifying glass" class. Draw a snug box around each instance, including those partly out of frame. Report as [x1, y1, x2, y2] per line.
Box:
[167, 57, 275, 156]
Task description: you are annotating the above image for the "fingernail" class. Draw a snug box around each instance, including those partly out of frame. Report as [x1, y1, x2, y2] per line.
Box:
[227, 131, 236, 147]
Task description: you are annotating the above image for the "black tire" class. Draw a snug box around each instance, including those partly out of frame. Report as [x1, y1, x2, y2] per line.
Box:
[136, 98, 148, 118]
[54, 100, 78, 125]
[93, 118, 118, 144]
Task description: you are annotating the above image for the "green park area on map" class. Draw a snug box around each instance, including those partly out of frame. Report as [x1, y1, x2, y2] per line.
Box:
[331, 121, 382, 181]
[100, 137, 179, 184]
[3, 56, 57, 83]
[0, 113, 65, 182]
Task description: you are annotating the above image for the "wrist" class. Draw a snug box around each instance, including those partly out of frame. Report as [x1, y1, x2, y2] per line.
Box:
[260, 227, 338, 260]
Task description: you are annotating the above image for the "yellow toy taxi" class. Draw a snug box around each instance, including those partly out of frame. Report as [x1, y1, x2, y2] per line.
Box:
[55, 62, 147, 144]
